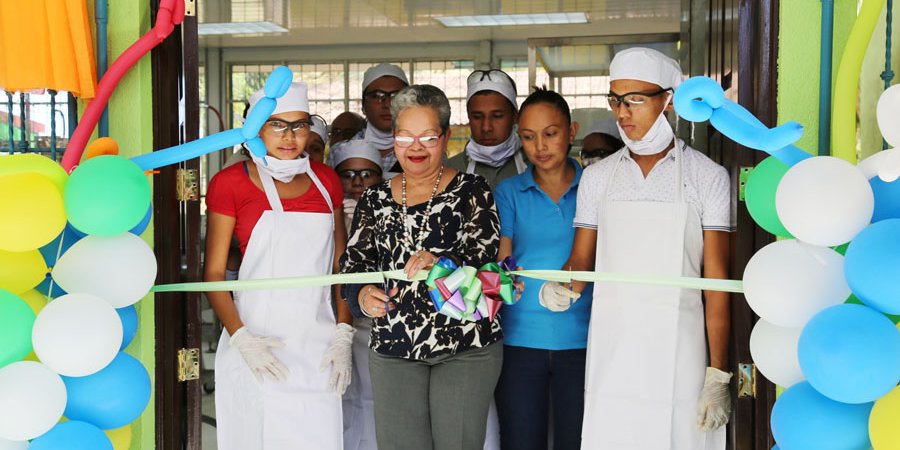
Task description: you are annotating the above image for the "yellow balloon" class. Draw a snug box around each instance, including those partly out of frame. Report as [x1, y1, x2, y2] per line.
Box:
[104, 424, 132, 450]
[19, 289, 48, 315]
[870, 385, 900, 449]
[0, 173, 66, 252]
[0, 249, 46, 293]
[0, 153, 67, 194]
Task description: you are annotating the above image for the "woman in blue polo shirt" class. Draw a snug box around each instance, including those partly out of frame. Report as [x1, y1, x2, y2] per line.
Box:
[493, 88, 592, 450]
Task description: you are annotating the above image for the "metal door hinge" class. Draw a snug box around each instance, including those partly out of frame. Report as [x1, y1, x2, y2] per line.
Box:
[738, 166, 753, 202]
[737, 363, 757, 398]
[184, 0, 196, 17]
[176, 168, 199, 202]
[177, 348, 200, 382]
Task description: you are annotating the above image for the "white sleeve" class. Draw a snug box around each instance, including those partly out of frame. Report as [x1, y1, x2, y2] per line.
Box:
[700, 164, 735, 232]
[573, 165, 601, 230]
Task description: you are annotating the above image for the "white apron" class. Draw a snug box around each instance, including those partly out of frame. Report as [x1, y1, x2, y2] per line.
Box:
[581, 145, 725, 450]
[342, 317, 378, 450]
[215, 165, 343, 450]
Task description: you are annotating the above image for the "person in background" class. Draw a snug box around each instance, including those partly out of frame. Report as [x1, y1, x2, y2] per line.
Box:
[580, 118, 624, 167]
[360, 63, 409, 178]
[307, 114, 329, 163]
[330, 111, 367, 147]
[493, 88, 590, 450]
[205, 82, 354, 449]
[328, 139, 384, 450]
[557, 47, 733, 449]
[448, 69, 526, 188]
[340, 84, 502, 450]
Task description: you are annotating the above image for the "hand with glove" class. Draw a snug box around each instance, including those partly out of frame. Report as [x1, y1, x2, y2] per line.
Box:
[320, 323, 356, 395]
[229, 327, 290, 383]
[697, 367, 732, 432]
[538, 281, 580, 312]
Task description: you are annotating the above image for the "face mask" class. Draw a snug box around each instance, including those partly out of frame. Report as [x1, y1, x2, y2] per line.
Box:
[617, 94, 675, 156]
[251, 153, 310, 183]
[465, 130, 521, 168]
[364, 124, 394, 150]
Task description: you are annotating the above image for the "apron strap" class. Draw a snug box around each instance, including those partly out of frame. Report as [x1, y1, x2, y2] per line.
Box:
[256, 164, 334, 214]
[306, 168, 334, 212]
[514, 152, 527, 174]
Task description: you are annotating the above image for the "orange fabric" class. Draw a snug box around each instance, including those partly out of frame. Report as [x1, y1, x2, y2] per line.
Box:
[0, 0, 97, 98]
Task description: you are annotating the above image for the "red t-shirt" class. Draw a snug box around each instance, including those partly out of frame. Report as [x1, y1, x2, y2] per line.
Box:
[206, 161, 344, 255]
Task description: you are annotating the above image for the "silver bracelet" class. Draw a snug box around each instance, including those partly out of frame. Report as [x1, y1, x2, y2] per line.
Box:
[360, 286, 376, 318]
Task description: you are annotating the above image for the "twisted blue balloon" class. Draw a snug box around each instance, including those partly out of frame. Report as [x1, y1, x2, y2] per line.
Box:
[673, 76, 812, 167]
[131, 66, 294, 170]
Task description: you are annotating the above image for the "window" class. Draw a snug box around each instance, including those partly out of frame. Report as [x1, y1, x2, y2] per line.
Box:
[0, 90, 71, 161]
[500, 58, 550, 107]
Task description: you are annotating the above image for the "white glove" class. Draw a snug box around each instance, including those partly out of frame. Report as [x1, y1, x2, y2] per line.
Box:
[538, 281, 580, 312]
[320, 323, 355, 395]
[697, 367, 732, 432]
[229, 327, 290, 383]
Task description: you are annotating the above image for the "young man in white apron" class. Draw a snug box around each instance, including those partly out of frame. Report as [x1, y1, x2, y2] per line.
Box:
[542, 47, 734, 449]
[205, 82, 355, 450]
[447, 69, 527, 190]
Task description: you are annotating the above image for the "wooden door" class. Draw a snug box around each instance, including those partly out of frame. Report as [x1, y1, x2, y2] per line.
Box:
[150, 0, 202, 448]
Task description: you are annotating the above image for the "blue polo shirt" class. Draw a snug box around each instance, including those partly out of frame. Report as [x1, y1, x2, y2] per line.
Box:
[494, 158, 593, 350]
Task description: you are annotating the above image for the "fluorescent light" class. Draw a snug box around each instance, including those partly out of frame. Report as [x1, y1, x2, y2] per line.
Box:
[198, 21, 288, 36]
[435, 12, 588, 27]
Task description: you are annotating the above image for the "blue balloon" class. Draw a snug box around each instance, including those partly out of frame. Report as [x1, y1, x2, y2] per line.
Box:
[63, 352, 152, 430]
[36, 273, 67, 298]
[130, 128, 246, 171]
[869, 176, 900, 222]
[117, 305, 138, 350]
[38, 224, 83, 267]
[29, 421, 113, 450]
[263, 65, 294, 98]
[246, 136, 268, 159]
[771, 382, 872, 450]
[798, 304, 900, 404]
[242, 97, 276, 139]
[129, 206, 152, 235]
[845, 219, 900, 314]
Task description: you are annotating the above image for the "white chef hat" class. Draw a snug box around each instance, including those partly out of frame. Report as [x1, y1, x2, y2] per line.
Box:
[362, 63, 409, 93]
[247, 82, 310, 117]
[466, 69, 518, 110]
[585, 118, 621, 140]
[310, 115, 328, 143]
[329, 139, 383, 170]
[609, 47, 684, 90]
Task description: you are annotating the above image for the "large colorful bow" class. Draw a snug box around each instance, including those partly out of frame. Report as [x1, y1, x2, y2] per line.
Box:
[425, 257, 517, 322]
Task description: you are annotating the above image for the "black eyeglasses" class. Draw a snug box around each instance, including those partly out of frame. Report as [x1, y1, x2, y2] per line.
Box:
[467, 69, 517, 91]
[329, 127, 360, 137]
[606, 88, 672, 110]
[264, 119, 313, 137]
[338, 169, 381, 181]
[364, 90, 401, 103]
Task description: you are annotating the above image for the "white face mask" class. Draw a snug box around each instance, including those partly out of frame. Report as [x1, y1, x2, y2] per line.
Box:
[465, 130, 521, 168]
[617, 94, 675, 156]
[251, 153, 310, 183]
[364, 124, 395, 150]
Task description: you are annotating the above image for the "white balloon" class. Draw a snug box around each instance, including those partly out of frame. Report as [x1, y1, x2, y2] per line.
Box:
[0, 362, 66, 441]
[750, 319, 804, 387]
[52, 233, 157, 308]
[858, 148, 900, 183]
[32, 293, 123, 377]
[775, 156, 874, 246]
[743, 239, 850, 327]
[877, 84, 900, 149]
[0, 438, 28, 450]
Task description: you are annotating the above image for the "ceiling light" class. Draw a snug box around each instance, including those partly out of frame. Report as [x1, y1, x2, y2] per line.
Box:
[435, 12, 588, 27]
[198, 21, 288, 36]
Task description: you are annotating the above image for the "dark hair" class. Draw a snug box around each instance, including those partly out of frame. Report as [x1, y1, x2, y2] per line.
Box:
[519, 87, 571, 124]
[470, 90, 517, 114]
[597, 133, 624, 151]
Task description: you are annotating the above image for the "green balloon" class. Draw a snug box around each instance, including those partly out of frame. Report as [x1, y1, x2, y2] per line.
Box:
[745, 156, 793, 238]
[846, 294, 900, 324]
[0, 288, 36, 369]
[64, 156, 151, 236]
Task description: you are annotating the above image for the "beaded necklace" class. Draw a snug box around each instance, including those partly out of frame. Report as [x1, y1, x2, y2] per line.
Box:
[400, 166, 443, 253]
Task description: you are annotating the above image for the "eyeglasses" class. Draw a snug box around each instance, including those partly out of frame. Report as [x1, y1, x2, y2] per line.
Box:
[338, 169, 380, 181]
[364, 90, 401, 103]
[329, 127, 359, 137]
[581, 147, 618, 160]
[467, 69, 517, 91]
[606, 88, 672, 110]
[264, 119, 312, 137]
[394, 133, 443, 148]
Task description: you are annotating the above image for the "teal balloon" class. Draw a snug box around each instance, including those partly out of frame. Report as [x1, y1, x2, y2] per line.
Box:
[64, 156, 150, 236]
[771, 382, 872, 450]
[0, 289, 36, 368]
[29, 421, 113, 450]
[745, 157, 793, 237]
[62, 352, 151, 430]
